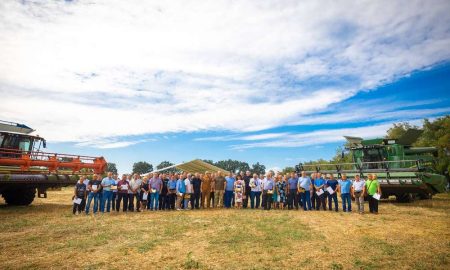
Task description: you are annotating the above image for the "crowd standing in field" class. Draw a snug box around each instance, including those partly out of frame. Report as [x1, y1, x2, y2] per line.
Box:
[73, 170, 382, 215]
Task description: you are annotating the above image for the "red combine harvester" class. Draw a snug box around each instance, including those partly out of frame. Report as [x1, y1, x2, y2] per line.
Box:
[0, 120, 107, 205]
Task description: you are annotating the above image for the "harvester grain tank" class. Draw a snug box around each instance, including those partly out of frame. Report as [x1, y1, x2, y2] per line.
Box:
[0, 120, 107, 205]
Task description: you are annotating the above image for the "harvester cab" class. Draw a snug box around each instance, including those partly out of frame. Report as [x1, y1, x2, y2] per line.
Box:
[0, 120, 107, 206]
[295, 129, 446, 202]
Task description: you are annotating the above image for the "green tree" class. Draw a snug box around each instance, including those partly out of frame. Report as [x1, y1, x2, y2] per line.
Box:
[215, 159, 250, 173]
[251, 162, 266, 175]
[385, 122, 419, 139]
[282, 166, 295, 174]
[202, 159, 214, 165]
[156, 161, 178, 173]
[107, 162, 118, 174]
[132, 161, 153, 174]
[415, 116, 450, 175]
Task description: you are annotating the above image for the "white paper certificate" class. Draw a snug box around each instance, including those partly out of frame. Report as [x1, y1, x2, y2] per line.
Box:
[326, 186, 334, 195]
[373, 193, 381, 200]
[142, 193, 148, 200]
[73, 198, 82, 204]
[316, 189, 324, 196]
[91, 185, 98, 191]
[121, 185, 128, 190]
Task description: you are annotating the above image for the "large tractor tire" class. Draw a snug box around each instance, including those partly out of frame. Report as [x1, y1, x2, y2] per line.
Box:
[2, 187, 36, 206]
[395, 193, 415, 203]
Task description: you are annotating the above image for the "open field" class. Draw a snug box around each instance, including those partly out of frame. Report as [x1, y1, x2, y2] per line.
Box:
[0, 189, 449, 270]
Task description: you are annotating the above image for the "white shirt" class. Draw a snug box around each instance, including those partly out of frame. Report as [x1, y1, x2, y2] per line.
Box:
[184, 178, 193, 194]
[353, 180, 365, 192]
[250, 178, 261, 192]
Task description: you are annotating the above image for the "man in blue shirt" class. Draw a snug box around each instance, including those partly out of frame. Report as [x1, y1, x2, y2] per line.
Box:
[224, 172, 235, 208]
[325, 174, 339, 212]
[298, 171, 312, 211]
[287, 172, 298, 210]
[100, 172, 115, 213]
[176, 174, 186, 210]
[168, 174, 177, 210]
[85, 174, 102, 215]
[313, 173, 326, 210]
[338, 174, 352, 212]
[262, 172, 275, 210]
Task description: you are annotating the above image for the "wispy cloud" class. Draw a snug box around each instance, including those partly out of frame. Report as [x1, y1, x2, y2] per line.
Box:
[76, 138, 157, 149]
[0, 0, 449, 145]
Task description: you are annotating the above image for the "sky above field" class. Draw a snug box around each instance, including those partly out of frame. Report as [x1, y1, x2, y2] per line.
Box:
[1, 0, 450, 173]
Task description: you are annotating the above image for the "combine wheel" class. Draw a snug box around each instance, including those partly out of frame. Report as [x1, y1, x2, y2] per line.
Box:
[2, 187, 36, 206]
[418, 192, 432, 200]
[395, 193, 415, 203]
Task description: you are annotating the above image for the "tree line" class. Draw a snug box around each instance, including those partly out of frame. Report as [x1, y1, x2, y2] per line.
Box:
[106, 116, 449, 177]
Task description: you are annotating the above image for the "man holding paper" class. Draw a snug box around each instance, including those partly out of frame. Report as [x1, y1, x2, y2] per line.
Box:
[100, 172, 115, 213]
[338, 174, 352, 212]
[116, 174, 130, 212]
[298, 171, 312, 211]
[85, 174, 102, 215]
[366, 174, 382, 214]
[325, 174, 339, 212]
[313, 173, 326, 211]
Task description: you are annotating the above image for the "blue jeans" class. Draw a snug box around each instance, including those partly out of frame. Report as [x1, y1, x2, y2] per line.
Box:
[341, 193, 352, 212]
[300, 191, 312, 210]
[150, 192, 160, 210]
[328, 192, 338, 211]
[85, 192, 99, 214]
[100, 190, 113, 212]
[250, 191, 259, 209]
[224, 190, 234, 208]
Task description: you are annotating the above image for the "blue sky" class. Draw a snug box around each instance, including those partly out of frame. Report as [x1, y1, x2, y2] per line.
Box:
[1, 0, 450, 173]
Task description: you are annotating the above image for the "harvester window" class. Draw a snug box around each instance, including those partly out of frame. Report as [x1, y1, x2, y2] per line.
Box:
[18, 138, 31, 152]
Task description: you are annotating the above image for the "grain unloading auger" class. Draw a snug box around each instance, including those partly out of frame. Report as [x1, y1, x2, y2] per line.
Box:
[0, 120, 107, 205]
[295, 129, 447, 202]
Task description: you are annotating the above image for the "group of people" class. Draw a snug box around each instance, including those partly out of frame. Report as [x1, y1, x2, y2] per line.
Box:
[73, 170, 382, 215]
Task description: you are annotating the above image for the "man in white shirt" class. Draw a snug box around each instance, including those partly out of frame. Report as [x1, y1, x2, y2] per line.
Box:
[249, 173, 262, 209]
[351, 174, 366, 214]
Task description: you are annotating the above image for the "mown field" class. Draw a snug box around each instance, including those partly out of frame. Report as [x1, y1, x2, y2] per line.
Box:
[0, 188, 449, 270]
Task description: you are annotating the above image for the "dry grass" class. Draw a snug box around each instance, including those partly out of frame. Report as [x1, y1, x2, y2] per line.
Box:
[0, 189, 449, 270]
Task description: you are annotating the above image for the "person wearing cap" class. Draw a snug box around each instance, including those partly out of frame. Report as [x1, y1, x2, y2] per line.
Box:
[313, 173, 326, 210]
[214, 171, 226, 208]
[352, 174, 366, 214]
[338, 174, 352, 212]
[366, 173, 381, 214]
[298, 171, 312, 211]
[201, 171, 213, 208]
[325, 174, 339, 212]
[85, 174, 101, 215]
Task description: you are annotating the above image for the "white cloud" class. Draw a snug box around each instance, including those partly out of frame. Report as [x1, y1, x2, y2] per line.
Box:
[230, 119, 426, 150]
[0, 0, 449, 144]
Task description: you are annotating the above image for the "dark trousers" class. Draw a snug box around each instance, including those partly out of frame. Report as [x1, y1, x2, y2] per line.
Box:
[210, 191, 215, 207]
[159, 194, 167, 210]
[128, 193, 140, 211]
[111, 192, 117, 211]
[73, 197, 86, 214]
[250, 191, 261, 209]
[288, 189, 297, 209]
[224, 190, 234, 208]
[167, 193, 176, 210]
[243, 192, 250, 208]
[316, 193, 326, 210]
[191, 192, 201, 209]
[116, 193, 129, 212]
[300, 191, 312, 210]
[328, 192, 338, 211]
[311, 192, 316, 209]
[368, 195, 379, 213]
[262, 191, 273, 210]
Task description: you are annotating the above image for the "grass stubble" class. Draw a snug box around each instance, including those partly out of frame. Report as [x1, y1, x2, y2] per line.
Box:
[0, 189, 449, 269]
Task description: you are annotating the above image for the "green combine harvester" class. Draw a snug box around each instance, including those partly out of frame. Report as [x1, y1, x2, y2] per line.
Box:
[295, 129, 447, 202]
